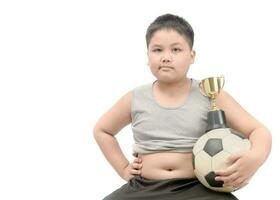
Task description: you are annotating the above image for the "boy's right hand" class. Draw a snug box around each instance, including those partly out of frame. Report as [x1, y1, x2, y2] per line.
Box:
[122, 157, 143, 182]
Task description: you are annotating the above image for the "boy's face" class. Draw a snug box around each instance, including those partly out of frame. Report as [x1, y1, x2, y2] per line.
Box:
[147, 29, 195, 83]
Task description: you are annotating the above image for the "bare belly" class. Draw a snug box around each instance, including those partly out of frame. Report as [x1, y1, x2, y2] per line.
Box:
[138, 152, 195, 180]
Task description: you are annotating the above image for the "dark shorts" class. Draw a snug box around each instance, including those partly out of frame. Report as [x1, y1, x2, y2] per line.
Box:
[103, 175, 238, 200]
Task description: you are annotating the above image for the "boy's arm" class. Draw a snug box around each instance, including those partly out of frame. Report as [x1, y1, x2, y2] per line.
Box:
[216, 90, 272, 165]
[94, 129, 130, 178]
[93, 91, 133, 178]
[246, 126, 271, 166]
[214, 90, 272, 188]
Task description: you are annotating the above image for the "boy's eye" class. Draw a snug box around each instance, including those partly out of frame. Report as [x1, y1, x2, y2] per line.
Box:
[173, 48, 182, 52]
[151, 48, 182, 53]
[152, 48, 162, 52]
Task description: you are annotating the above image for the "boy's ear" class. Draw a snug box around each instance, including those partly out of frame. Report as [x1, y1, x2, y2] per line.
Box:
[190, 50, 196, 64]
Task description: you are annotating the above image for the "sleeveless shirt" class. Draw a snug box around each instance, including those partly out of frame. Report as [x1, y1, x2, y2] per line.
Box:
[130, 78, 211, 157]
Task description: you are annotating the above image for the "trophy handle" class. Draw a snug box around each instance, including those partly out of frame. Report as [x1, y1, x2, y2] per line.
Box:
[199, 81, 208, 97]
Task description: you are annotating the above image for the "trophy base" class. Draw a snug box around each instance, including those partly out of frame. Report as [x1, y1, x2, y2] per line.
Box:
[206, 109, 228, 132]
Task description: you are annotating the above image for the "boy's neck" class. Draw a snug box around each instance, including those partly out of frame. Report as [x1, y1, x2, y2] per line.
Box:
[155, 77, 191, 96]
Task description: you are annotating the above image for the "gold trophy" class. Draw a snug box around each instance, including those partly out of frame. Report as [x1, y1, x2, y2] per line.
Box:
[199, 76, 228, 131]
[192, 76, 251, 192]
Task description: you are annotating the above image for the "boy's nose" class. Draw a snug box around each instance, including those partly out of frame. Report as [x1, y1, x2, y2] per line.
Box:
[161, 53, 172, 63]
[162, 58, 171, 63]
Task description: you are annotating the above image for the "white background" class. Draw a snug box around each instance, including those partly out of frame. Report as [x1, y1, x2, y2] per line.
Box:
[0, 0, 279, 199]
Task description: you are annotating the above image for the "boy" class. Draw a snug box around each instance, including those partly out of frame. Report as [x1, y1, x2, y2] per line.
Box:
[94, 14, 272, 200]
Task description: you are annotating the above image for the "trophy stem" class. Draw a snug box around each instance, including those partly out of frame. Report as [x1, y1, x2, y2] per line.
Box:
[212, 98, 218, 110]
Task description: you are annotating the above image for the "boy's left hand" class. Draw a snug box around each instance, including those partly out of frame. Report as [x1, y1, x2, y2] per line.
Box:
[214, 150, 261, 189]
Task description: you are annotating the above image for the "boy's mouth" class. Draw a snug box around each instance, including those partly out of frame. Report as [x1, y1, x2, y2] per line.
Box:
[159, 66, 174, 69]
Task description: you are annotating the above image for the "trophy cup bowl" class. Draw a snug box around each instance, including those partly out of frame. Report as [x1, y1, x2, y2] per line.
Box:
[199, 76, 225, 110]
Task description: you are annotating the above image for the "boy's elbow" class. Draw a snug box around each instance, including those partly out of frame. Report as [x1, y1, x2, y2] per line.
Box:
[93, 125, 113, 140]
[260, 125, 272, 147]
[266, 127, 272, 145]
[262, 125, 272, 139]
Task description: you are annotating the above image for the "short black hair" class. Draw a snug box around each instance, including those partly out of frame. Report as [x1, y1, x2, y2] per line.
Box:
[146, 14, 194, 49]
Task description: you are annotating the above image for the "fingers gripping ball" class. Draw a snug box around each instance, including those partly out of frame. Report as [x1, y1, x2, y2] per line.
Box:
[192, 128, 251, 192]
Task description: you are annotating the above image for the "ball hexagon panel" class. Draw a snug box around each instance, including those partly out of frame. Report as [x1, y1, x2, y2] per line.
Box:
[207, 128, 230, 139]
[194, 151, 212, 176]
[212, 151, 231, 172]
[223, 134, 250, 154]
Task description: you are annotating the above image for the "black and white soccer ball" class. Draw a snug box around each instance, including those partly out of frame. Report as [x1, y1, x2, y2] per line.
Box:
[192, 128, 251, 192]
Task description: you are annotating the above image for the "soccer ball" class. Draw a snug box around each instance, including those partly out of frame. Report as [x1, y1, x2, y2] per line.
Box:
[192, 128, 251, 192]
